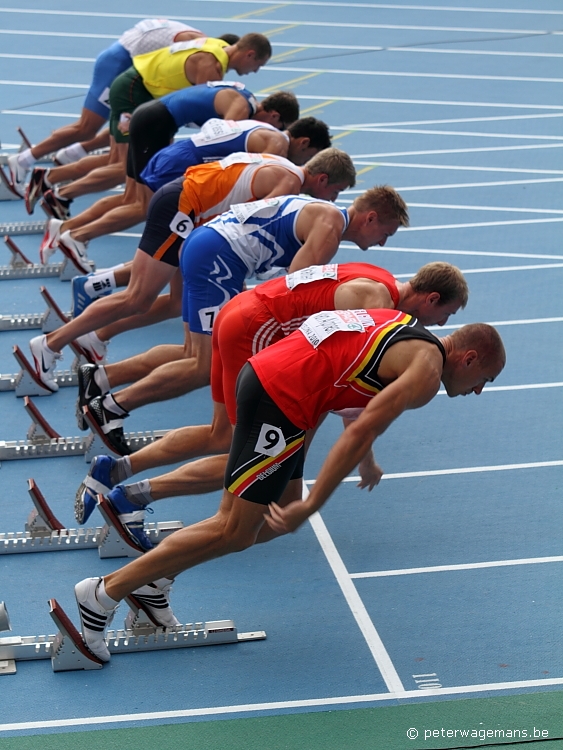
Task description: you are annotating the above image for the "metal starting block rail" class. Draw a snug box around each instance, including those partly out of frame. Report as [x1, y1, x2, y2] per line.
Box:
[0, 479, 183, 558]
[0, 282, 71, 333]
[0, 235, 94, 281]
[0, 395, 171, 460]
[0, 598, 266, 673]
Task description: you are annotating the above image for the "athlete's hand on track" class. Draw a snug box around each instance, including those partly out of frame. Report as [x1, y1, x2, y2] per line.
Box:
[357, 452, 383, 491]
[265, 501, 310, 534]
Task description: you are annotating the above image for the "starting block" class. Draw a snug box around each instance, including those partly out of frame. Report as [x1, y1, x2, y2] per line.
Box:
[0, 479, 183, 558]
[0, 282, 71, 333]
[0, 597, 266, 673]
[0, 394, 171, 460]
[0, 235, 94, 281]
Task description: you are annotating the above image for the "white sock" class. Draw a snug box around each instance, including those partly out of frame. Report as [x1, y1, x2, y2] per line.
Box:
[153, 577, 174, 589]
[102, 392, 128, 416]
[93, 365, 111, 393]
[96, 578, 119, 609]
[17, 148, 36, 169]
[84, 270, 117, 298]
[64, 142, 88, 161]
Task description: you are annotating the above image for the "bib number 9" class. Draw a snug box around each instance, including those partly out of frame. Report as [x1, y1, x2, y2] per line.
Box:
[255, 423, 286, 457]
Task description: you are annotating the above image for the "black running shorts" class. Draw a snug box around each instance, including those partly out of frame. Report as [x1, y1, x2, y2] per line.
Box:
[225, 363, 305, 506]
[126, 100, 178, 181]
[138, 178, 192, 267]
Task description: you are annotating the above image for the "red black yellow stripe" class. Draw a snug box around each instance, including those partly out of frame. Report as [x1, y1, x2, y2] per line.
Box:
[228, 434, 305, 497]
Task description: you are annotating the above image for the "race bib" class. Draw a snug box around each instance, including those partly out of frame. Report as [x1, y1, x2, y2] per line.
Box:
[169, 211, 194, 238]
[137, 19, 168, 33]
[230, 198, 279, 224]
[220, 152, 264, 169]
[169, 38, 206, 54]
[285, 264, 338, 290]
[254, 423, 286, 457]
[197, 305, 220, 333]
[300, 309, 374, 348]
[207, 80, 246, 90]
[198, 119, 242, 143]
[97, 86, 111, 109]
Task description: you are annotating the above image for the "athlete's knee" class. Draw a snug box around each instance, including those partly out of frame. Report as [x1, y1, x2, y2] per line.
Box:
[212, 508, 259, 553]
[122, 286, 159, 315]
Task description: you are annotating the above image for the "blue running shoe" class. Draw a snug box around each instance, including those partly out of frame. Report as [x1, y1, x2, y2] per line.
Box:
[105, 485, 154, 552]
[75, 455, 117, 525]
[71, 274, 111, 318]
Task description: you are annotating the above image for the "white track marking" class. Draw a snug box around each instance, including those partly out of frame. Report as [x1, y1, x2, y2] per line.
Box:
[340, 113, 563, 127]
[352, 556, 563, 579]
[362, 161, 563, 174]
[406, 203, 563, 215]
[354, 143, 563, 158]
[438, 318, 563, 329]
[0, 8, 560, 34]
[304, 485, 404, 692]
[337, 128, 563, 141]
[361, 246, 563, 260]
[306, 459, 563, 486]
[272, 66, 563, 84]
[0, 80, 87, 89]
[0, 53, 94, 62]
[391, 178, 563, 192]
[402, 217, 563, 231]
[302, 94, 563, 110]
[4, 676, 563, 730]
[395, 263, 563, 275]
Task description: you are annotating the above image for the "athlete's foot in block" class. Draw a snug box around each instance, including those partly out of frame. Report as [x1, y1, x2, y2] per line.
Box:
[74, 577, 117, 662]
[41, 189, 72, 221]
[39, 218, 64, 265]
[59, 231, 90, 273]
[87, 396, 131, 456]
[75, 332, 108, 365]
[7, 154, 28, 198]
[105, 485, 153, 551]
[74, 454, 117, 524]
[28, 334, 62, 392]
[25, 167, 50, 214]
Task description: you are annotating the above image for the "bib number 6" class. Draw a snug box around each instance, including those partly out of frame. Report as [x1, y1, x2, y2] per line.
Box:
[169, 211, 194, 239]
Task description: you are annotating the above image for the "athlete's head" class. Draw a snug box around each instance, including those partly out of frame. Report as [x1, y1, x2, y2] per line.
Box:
[349, 186, 409, 250]
[408, 262, 469, 326]
[441, 324, 505, 397]
[227, 33, 272, 75]
[254, 91, 300, 130]
[302, 148, 356, 202]
[286, 117, 332, 165]
[218, 34, 240, 45]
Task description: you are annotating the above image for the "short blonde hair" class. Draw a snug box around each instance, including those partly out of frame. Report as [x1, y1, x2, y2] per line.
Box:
[353, 185, 409, 226]
[304, 148, 356, 188]
[451, 324, 506, 367]
[410, 262, 469, 308]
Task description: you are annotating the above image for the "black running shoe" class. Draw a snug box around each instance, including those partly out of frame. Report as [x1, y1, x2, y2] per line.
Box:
[42, 188, 73, 220]
[76, 364, 104, 431]
[87, 395, 131, 456]
[25, 167, 50, 215]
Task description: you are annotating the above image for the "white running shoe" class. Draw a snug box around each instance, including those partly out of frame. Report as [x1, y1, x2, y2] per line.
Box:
[39, 218, 63, 265]
[128, 579, 180, 629]
[75, 331, 109, 365]
[7, 154, 28, 197]
[59, 230, 91, 274]
[75, 577, 118, 662]
[29, 334, 62, 392]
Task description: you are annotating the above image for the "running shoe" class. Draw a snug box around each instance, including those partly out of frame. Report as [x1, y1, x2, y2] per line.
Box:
[6, 154, 27, 198]
[42, 188, 72, 220]
[74, 577, 117, 662]
[39, 218, 63, 265]
[105, 485, 153, 552]
[76, 363, 106, 430]
[25, 167, 50, 214]
[74, 454, 116, 524]
[71, 274, 111, 318]
[86, 395, 131, 456]
[29, 334, 62, 392]
[75, 331, 108, 364]
[58, 230, 90, 274]
[128, 580, 180, 628]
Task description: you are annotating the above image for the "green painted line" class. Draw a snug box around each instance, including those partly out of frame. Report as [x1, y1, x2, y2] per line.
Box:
[3, 691, 563, 749]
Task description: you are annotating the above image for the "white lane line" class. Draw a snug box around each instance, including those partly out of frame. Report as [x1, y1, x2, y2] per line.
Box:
[302, 94, 563, 110]
[3, 677, 563, 731]
[406, 203, 563, 215]
[340, 128, 563, 141]
[304, 485, 403, 693]
[368, 161, 563, 174]
[273, 66, 563, 84]
[438, 319, 563, 329]
[0, 53, 94, 62]
[394, 262, 563, 275]
[341, 113, 563, 127]
[354, 143, 563, 158]
[0, 80, 87, 89]
[351, 556, 563, 579]
[402, 217, 563, 231]
[392, 178, 563, 192]
[0, 29, 118, 39]
[305, 459, 563, 486]
[0, 8, 559, 34]
[369, 246, 563, 260]
[1, 110, 78, 118]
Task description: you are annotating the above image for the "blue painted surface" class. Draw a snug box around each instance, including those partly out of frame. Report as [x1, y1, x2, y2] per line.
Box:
[0, 0, 562, 735]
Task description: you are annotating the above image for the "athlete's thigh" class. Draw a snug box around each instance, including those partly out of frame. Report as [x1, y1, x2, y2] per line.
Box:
[128, 248, 177, 301]
[138, 178, 187, 266]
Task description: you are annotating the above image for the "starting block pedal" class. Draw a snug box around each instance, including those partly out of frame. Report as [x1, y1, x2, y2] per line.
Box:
[0, 283, 71, 333]
[0, 598, 266, 673]
[0, 395, 172, 460]
[0, 480, 182, 558]
[9, 345, 78, 396]
[57, 241, 95, 278]
[0, 236, 63, 281]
